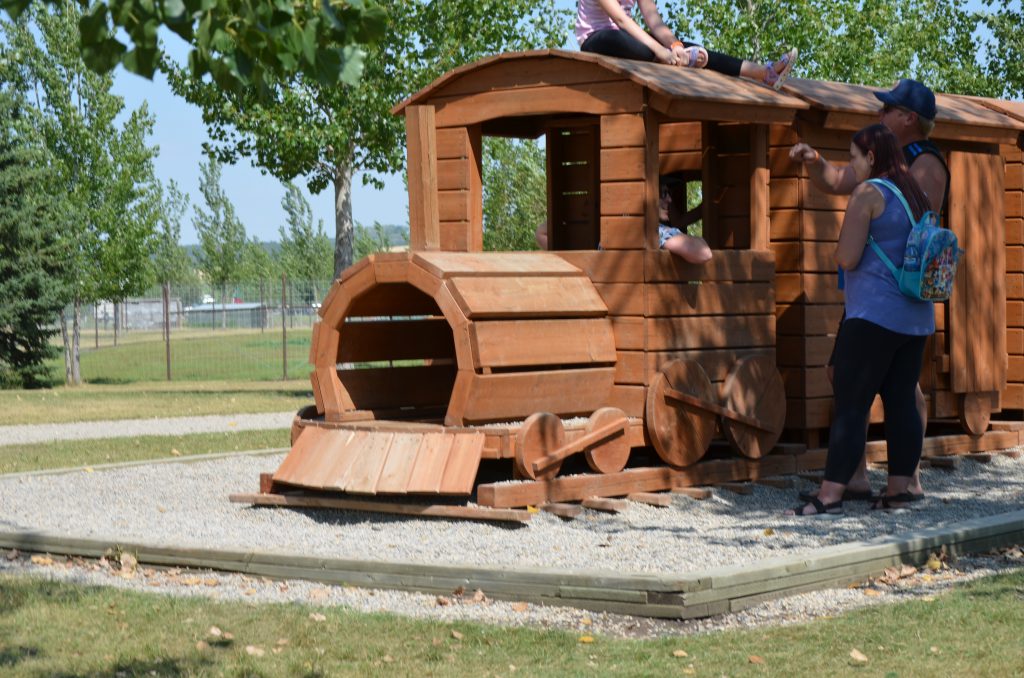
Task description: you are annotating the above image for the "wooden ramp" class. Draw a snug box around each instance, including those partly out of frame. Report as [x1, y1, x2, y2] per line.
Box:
[273, 427, 485, 496]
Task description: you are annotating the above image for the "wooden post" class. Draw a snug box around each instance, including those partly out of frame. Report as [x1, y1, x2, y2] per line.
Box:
[749, 124, 770, 250]
[163, 282, 172, 381]
[281, 274, 288, 381]
[701, 122, 719, 249]
[259, 279, 265, 333]
[406, 105, 440, 251]
[93, 303, 98, 349]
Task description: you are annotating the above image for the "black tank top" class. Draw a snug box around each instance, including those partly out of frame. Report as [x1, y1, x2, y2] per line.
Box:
[903, 139, 950, 216]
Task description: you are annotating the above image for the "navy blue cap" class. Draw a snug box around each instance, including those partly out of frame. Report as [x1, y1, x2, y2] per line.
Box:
[874, 79, 937, 121]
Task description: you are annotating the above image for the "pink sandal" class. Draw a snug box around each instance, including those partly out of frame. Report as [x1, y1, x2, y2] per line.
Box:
[763, 47, 798, 90]
[680, 45, 708, 69]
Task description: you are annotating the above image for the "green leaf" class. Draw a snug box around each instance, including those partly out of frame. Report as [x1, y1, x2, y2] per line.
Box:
[123, 47, 159, 78]
[162, 0, 187, 21]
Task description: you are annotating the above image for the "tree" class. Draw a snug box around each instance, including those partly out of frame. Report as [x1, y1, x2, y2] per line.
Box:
[481, 138, 546, 252]
[277, 183, 333, 287]
[0, 92, 68, 388]
[980, 0, 1024, 99]
[240, 237, 277, 283]
[0, 0, 388, 95]
[353, 221, 393, 260]
[164, 0, 572, 278]
[193, 157, 247, 326]
[1, 2, 160, 384]
[661, 0, 1000, 96]
[151, 179, 196, 286]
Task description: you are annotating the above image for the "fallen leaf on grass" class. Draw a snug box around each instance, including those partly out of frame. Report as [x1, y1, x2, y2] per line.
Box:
[309, 613, 327, 622]
[30, 555, 53, 566]
[245, 645, 265, 657]
[850, 648, 869, 664]
[208, 626, 223, 637]
[578, 636, 594, 644]
[672, 649, 689, 658]
[748, 655, 765, 664]
[510, 602, 529, 613]
[471, 589, 487, 603]
[926, 554, 943, 571]
[5, 549, 19, 561]
[451, 630, 464, 641]
[930, 646, 940, 654]
[382, 655, 394, 663]
[436, 596, 452, 607]
[195, 641, 210, 651]
[526, 505, 539, 514]
[170, 448, 182, 456]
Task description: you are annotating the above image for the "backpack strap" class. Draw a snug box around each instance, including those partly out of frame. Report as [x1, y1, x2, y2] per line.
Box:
[863, 178, 909, 278]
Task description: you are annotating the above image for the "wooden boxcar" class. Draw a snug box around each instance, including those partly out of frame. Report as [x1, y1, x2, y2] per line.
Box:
[261, 51, 1024, 512]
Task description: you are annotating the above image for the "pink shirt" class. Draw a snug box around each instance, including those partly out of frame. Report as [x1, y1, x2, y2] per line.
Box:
[575, 0, 636, 46]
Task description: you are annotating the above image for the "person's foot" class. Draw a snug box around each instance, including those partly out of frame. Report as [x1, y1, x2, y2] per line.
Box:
[871, 492, 915, 511]
[799, 482, 873, 502]
[763, 47, 798, 90]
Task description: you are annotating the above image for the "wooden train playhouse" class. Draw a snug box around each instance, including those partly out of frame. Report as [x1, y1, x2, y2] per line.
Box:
[233, 50, 1024, 521]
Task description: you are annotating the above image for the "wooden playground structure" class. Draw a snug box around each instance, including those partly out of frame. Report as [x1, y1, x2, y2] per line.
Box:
[233, 50, 1024, 521]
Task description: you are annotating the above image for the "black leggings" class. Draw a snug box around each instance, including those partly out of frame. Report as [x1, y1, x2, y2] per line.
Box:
[580, 29, 743, 77]
[825, 318, 928, 484]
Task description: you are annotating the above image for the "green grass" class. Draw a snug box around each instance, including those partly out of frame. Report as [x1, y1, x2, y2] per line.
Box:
[0, 380, 312, 425]
[0, 429, 289, 474]
[44, 328, 314, 384]
[1, 569, 1022, 676]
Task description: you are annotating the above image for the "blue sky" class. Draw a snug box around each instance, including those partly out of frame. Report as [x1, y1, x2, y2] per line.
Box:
[115, 0, 1004, 245]
[114, 0, 579, 245]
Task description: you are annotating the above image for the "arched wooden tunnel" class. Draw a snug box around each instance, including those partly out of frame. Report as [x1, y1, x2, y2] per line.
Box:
[309, 251, 618, 426]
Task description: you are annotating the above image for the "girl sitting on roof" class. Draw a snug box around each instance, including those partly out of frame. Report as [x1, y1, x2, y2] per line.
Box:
[576, 0, 797, 90]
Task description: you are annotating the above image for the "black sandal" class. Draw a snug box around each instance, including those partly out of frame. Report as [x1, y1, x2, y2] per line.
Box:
[787, 497, 843, 517]
[799, 487, 874, 503]
[871, 492, 916, 511]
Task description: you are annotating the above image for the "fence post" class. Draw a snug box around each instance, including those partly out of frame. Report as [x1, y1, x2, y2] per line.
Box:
[259, 279, 265, 333]
[163, 282, 172, 381]
[94, 303, 99, 349]
[281, 273, 288, 380]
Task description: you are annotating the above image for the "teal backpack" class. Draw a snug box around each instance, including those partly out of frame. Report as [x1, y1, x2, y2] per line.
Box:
[865, 178, 963, 302]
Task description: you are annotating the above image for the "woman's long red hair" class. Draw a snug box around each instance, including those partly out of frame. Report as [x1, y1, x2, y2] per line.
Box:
[852, 124, 931, 220]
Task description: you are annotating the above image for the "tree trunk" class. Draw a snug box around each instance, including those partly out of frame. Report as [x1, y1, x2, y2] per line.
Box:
[222, 283, 228, 329]
[333, 157, 354, 279]
[71, 297, 82, 386]
[60, 311, 72, 385]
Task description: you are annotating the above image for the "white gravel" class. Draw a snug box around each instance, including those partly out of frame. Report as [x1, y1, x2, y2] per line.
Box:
[2, 447, 1023, 636]
[0, 411, 295, 445]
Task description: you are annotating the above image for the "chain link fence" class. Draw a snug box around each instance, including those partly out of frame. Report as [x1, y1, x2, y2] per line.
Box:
[67, 277, 333, 383]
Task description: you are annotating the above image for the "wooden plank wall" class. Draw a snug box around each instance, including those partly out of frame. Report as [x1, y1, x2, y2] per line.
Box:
[1003, 142, 1024, 410]
[769, 125, 847, 431]
[435, 125, 483, 252]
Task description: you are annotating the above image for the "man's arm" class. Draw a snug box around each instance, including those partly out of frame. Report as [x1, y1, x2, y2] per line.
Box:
[909, 153, 947, 213]
[790, 143, 859, 195]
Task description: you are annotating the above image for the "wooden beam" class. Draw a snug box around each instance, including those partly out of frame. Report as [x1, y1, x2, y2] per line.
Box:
[750, 124, 770, 250]
[406, 106, 440, 251]
[230, 493, 531, 523]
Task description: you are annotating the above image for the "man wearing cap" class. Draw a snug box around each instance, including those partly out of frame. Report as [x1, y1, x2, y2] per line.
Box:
[788, 79, 950, 501]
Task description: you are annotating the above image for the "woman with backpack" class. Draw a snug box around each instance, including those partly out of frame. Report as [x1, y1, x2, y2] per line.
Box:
[787, 124, 935, 517]
[576, 0, 797, 89]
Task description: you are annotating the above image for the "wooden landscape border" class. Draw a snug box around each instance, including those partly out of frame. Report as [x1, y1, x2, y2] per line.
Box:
[1, 510, 1022, 620]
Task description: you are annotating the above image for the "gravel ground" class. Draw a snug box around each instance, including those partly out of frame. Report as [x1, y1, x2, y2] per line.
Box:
[2, 447, 1023, 637]
[0, 411, 295, 445]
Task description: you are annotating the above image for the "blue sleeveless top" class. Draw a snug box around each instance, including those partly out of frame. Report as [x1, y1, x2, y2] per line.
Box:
[843, 183, 935, 336]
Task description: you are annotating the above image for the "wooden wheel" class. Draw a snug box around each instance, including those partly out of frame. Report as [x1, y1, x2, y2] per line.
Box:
[515, 412, 565, 480]
[719, 355, 786, 458]
[583, 407, 631, 474]
[645, 360, 716, 468]
[959, 393, 992, 437]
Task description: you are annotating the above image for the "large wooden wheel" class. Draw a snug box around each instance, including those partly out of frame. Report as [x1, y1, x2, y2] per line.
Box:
[515, 412, 565, 480]
[646, 360, 717, 468]
[719, 355, 786, 458]
[583, 407, 631, 474]
[959, 393, 992, 437]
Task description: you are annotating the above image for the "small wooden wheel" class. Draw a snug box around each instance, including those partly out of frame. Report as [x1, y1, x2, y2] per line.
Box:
[515, 412, 565, 480]
[719, 355, 786, 458]
[583, 407, 631, 474]
[646, 359, 717, 468]
[959, 393, 992, 437]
